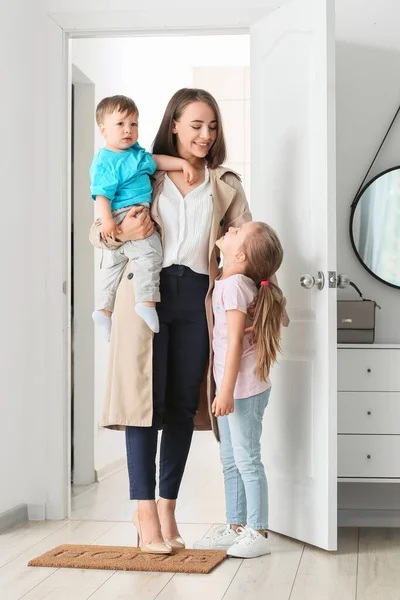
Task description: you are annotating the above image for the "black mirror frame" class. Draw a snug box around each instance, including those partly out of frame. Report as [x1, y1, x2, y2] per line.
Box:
[349, 165, 400, 290]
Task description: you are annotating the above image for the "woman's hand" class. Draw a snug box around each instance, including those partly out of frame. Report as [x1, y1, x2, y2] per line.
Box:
[212, 392, 234, 417]
[117, 206, 155, 242]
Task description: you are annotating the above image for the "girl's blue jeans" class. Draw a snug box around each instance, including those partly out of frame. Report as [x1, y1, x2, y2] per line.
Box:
[217, 388, 270, 530]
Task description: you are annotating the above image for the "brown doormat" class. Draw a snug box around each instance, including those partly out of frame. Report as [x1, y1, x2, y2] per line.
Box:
[28, 544, 227, 574]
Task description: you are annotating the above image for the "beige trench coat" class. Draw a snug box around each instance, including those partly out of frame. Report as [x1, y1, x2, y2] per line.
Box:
[90, 167, 252, 438]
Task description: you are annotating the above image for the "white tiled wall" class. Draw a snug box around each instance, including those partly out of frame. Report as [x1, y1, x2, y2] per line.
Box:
[193, 66, 251, 199]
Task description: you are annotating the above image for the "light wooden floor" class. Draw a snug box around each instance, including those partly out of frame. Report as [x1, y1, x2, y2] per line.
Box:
[1, 432, 400, 600]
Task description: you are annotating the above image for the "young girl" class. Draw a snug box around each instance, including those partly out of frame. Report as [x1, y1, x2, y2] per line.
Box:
[194, 220, 285, 558]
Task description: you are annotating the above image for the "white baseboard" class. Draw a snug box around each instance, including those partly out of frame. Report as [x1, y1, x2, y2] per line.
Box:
[95, 457, 126, 482]
[0, 504, 28, 533]
[28, 504, 46, 521]
[338, 508, 400, 527]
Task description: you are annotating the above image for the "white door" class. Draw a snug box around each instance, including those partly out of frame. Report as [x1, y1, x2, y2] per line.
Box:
[251, 0, 337, 550]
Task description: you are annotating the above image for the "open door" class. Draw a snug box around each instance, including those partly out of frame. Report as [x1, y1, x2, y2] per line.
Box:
[251, 0, 337, 550]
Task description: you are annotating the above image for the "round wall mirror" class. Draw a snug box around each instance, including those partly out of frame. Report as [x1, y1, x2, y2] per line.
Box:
[350, 166, 400, 289]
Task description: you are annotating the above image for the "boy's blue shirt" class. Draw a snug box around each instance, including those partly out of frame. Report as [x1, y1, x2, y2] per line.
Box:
[90, 142, 157, 211]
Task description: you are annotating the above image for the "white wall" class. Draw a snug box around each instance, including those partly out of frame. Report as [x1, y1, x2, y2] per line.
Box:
[0, 0, 48, 515]
[335, 10, 400, 514]
[0, 0, 66, 519]
[46, 0, 280, 30]
[71, 36, 249, 155]
[334, 1, 400, 342]
[335, 41, 400, 343]
[193, 66, 251, 193]
[47, 0, 282, 9]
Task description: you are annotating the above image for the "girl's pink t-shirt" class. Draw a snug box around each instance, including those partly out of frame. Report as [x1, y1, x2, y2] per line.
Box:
[212, 274, 271, 400]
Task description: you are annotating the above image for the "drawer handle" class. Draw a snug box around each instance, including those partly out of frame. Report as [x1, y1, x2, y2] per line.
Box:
[367, 368, 372, 373]
[367, 454, 371, 459]
[367, 411, 371, 415]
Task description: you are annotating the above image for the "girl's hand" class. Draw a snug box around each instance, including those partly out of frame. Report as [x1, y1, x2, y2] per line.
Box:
[244, 297, 257, 344]
[212, 392, 234, 417]
[101, 217, 121, 241]
[117, 206, 155, 242]
[281, 297, 290, 327]
[244, 295, 289, 338]
[182, 161, 198, 185]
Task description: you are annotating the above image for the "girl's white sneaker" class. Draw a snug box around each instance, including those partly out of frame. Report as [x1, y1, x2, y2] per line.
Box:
[193, 524, 240, 550]
[226, 526, 271, 558]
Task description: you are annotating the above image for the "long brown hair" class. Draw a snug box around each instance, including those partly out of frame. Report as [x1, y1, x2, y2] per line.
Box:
[242, 222, 285, 381]
[152, 88, 226, 168]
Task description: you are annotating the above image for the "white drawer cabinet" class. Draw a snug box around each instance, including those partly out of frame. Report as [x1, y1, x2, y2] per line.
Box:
[338, 435, 400, 478]
[337, 345, 400, 481]
[338, 392, 400, 434]
[338, 348, 400, 391]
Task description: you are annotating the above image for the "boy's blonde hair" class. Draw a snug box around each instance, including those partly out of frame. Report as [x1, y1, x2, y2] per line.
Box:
[241, 222, 285, 381]
[95, 95, 138, 126]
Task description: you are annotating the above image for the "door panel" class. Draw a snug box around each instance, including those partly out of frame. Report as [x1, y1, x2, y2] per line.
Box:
[251, 0, 337, 550]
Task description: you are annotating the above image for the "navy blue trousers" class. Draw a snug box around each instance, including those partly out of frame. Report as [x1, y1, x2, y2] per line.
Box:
[125, 265, 210, 500]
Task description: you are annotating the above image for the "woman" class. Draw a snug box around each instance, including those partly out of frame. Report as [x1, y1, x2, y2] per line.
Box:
[90, 88, 252, 553]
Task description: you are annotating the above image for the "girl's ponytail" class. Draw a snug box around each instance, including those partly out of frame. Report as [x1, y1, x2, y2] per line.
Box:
[241, 222, 285, 381]
[252, 281, 285, 381]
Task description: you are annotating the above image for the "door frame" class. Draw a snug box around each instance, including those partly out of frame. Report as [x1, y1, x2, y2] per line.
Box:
[71, 65, 96, 487]
[48, 10, 264, 520]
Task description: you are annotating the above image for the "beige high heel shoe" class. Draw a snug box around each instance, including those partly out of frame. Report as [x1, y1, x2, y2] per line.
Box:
[157, 499, 186, 550]
[133, 511, 172, 554]
[164, 535, 186, 550]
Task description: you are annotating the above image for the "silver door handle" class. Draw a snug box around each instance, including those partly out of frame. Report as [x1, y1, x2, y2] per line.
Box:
[300, 271, 325, 290]
[328, 272, 350, 288]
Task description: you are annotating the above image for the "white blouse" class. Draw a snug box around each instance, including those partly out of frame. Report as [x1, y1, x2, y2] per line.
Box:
[158, 167, 213, 275]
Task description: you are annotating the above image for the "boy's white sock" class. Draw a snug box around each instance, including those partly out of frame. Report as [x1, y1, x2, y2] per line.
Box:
[135, 304, 159, 333]
[92, 310, 112, 342]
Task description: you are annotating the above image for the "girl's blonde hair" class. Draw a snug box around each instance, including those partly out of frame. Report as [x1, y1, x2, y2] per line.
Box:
[241, 222, 285, 381]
